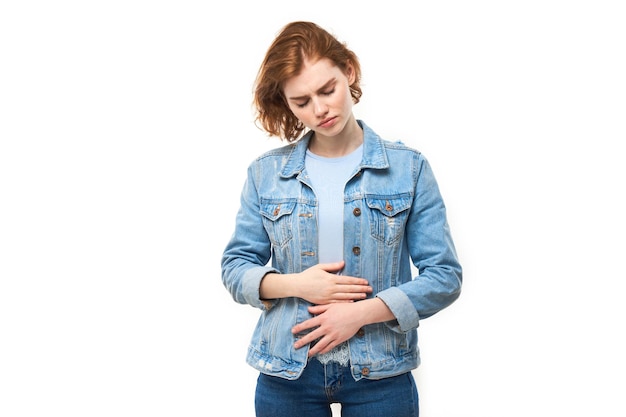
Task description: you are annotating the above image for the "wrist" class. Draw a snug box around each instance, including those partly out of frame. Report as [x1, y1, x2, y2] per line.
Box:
[358, 297, 395, 325]
[260, 272, 297, 299]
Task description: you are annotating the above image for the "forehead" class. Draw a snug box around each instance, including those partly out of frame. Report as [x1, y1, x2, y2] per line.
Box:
[283, 58, 344, 95]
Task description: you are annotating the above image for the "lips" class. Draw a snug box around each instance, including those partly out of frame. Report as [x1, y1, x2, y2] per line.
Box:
[318, 116, 336, 128]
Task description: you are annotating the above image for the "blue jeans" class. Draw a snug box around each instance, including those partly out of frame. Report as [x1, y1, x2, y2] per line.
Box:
[255, 358, 419, 417]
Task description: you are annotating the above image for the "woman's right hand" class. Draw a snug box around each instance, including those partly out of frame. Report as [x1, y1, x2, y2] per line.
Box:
[292, 261, 373, 305]
[259, 261, 373, 305]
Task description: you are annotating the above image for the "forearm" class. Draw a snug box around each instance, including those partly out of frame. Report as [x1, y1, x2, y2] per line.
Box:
[355, 297, 396, 325]
[259, 272, 298, 300]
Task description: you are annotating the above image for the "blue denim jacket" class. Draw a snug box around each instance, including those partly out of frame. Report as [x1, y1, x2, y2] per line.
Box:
[221, 120, 462, 381]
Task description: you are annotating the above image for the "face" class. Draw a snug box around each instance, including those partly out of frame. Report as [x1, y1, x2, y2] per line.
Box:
[282, 57, 356, 138]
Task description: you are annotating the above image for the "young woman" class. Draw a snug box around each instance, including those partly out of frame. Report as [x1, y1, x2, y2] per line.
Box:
[221, 21, 462, 417]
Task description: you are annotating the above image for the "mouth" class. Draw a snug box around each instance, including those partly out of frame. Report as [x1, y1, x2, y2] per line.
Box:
[318, 116, 336, 128]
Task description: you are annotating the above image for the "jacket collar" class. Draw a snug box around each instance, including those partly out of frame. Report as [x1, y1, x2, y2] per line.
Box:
[279, 120, 390, 179]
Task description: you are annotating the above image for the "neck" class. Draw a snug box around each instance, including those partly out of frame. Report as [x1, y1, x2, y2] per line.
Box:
[308, 118, 363, 158]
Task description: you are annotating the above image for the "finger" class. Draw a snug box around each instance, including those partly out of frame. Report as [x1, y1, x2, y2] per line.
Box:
[328, 293, 365, 302]
[317, 261, 345, 274]
[292, 316, 320, 334]
[307, 304, 330, 315]
[294, 328, 322, 349]
[336, 276, 370, 286]
[337, 284, 372, 293]
[330, 289, 371, 301]
[309, 337, 335, 357]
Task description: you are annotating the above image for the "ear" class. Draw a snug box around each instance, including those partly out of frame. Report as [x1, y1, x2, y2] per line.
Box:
[345, 63, 356, 84]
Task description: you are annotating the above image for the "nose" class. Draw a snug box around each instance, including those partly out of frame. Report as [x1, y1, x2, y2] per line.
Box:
[312, 97, 328, 117]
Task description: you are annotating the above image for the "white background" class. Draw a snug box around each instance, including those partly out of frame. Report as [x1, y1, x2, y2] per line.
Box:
[1, 1, 625, 416]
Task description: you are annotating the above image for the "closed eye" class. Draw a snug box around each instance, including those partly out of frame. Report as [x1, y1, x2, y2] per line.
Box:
[294, 89, 335, 108]
[288, 79, 337, 108]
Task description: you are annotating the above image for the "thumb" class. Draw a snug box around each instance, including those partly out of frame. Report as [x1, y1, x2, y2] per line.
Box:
[309, 304, 330, 315]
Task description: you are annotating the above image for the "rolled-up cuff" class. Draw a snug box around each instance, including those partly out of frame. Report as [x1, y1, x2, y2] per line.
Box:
[242, 266, 280, 310]
[376, 287, 420, 333]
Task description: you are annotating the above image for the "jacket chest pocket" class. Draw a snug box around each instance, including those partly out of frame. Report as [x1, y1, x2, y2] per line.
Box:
[260, 200, 297, 247]
[366, 194, 412, 245]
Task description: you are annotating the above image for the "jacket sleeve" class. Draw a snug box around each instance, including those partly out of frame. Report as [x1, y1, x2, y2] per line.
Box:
[376, 154, 462, 332]
[221, 163, 279, 310]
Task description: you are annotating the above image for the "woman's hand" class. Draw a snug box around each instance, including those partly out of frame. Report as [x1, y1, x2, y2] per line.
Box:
[293, 261, 372, 305]
[259, 261, 372, 304]
[292, 297, 395, 357]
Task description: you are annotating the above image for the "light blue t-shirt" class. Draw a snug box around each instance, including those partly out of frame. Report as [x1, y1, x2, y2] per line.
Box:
[305, 144, 363, 265]
[305, 144, 363, 365]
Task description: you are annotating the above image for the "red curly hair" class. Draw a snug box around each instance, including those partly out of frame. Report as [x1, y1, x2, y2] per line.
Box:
[253, 21, 362, 142]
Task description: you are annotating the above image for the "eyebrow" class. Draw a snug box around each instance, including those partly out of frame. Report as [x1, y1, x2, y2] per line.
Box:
[287, 78, 337, 101]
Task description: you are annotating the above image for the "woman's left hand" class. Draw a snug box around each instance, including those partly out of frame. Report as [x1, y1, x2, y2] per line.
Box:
[292, 302, 365, 356]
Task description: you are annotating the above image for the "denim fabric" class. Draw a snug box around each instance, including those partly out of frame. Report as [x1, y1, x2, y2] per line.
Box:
[222, 120, 462, 381]
[255, 359, 419, 417]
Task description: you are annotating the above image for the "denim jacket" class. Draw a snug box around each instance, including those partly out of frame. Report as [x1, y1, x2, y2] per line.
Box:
[221, 120, 462, 381]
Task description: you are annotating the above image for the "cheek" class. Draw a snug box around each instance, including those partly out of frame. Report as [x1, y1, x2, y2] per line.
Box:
[286, 104, 300, 116]
[289, 106, 310, 122]
[335, 85, 353, 107]
[341, 91, 355, 110]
